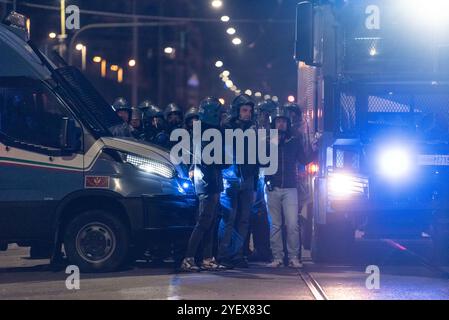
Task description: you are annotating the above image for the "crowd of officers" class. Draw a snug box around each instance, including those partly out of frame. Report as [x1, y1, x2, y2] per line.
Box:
[110, 94, 316, 272]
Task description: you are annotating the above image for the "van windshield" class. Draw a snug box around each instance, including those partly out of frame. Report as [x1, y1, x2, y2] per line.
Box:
[52, 66, 123, 137]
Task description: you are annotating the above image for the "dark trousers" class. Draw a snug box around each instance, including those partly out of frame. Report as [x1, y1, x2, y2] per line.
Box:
[218, 178, 254, 262]
[185, 193, 220, 259]
[246, 207, 271, 258]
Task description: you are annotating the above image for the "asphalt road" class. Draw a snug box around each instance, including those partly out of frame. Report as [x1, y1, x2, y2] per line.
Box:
[0, 242, 448, 300]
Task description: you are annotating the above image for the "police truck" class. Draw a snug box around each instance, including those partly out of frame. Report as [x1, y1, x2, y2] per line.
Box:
[296, 0, 449, 263]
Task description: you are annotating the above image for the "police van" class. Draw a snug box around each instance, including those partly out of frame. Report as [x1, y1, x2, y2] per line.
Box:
[0, 12, 197, 272]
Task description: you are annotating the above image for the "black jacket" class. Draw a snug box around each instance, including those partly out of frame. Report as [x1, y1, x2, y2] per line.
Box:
[192, 124, 228, 195]
[222, 118, 259, 190]
[265, 135, 315, 189]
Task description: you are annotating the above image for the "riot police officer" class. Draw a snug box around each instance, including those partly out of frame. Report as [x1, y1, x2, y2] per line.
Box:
[111, 97, 133, 137]
[218, 94, 259, 268]
[265, 106, 315, 268]
[180, 97, 228, 272]
[113, 97, 132, 124]
[184, 107, 199, 133]
[247, 99, 278, 262]
[284, 102, 303, 138]
[256, 99, 278, 129]
[138, 99, 153, 114]
[130, 107, 145, 139]
[143, 105, 169, 148]
[165, 103, 184, 134]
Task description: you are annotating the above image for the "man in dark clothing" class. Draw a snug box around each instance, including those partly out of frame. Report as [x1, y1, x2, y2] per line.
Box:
[110, 97, 134, 137]
[180, 97, 228, 272]
[218, 94, 259, 268]
[184, 107, 199, 134]
[130, 107, 145, 139]
[246, 99, 279, 262]
[165, 103, 183, 133]
[143, 105, 169, 148]
[265, 106, 315, 268]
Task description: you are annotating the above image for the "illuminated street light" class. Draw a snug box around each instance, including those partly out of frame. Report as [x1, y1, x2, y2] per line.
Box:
[255, 92, 262, 97]
[101, 59, 107, 78]
[75, 44, 87, 71]
[370, 48, 377, 56]
[110, 65, 119, 72]
[232, 37, 242, 45]
[49, 32, 57, 39]
[75, 43, 84, 51]
[164, 47, 174, 55]
[226, 27, 236, 35]
[222, 70, 230, 77]
[288, 95, 296, 103]
[118, 68, 124, 83]
[128, 59, 136, 67]
[219, 98, 225, 105]
[221, 16, 230, 22]
[211, 0, 223, 9]
[245, 90, 252, 96]
[93, 56, 102, 63]
[215, 60, 224, 68]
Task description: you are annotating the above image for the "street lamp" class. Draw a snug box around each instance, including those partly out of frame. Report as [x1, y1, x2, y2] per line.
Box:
[75, 43, 87, 71]
[118, 68, 124, 83]
[215, 60, 224, 68]
[211, 0, 223, 9]
[164, 47, 174, 54]
[226, 27, 236, 35]
[128, 59, 136, 67]
[221, 16, 230, 22]
[101, 59, 107, 78]
[49, 32, 57, 39]
[93, 56, 102, 63]
[232, 37, 242, 45]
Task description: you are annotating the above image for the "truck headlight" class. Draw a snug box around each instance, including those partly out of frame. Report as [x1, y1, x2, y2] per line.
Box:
[378, 148, 412, 179]
[328, 172, 368, 199]
[125, 154, 176, 179]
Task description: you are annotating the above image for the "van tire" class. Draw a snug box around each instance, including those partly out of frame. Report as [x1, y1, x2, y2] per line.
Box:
[64, 210, 129, 273]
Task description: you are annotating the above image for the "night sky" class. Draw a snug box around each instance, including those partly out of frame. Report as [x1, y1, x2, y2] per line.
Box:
[0, 0, 298, 107]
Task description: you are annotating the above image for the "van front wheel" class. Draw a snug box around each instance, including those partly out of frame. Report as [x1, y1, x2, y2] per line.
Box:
[64, 210, 129, 273]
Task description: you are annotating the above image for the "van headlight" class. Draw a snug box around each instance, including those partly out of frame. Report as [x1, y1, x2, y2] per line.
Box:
[125, 154, 176, 179]
[328, 172, 368, 199]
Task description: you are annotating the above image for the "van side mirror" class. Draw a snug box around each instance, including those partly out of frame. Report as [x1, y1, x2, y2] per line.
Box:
[295, 1, 314, 64]
[60, 117, 82, 154]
